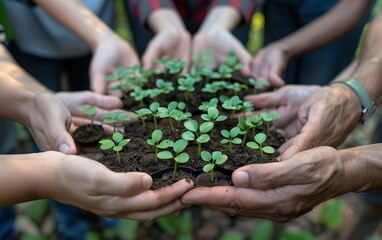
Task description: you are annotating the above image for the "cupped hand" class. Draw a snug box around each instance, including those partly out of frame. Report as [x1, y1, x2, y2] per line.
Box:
[182, 146, 352, 222]
[279, 84, 361, 160]
[44, 151, 195, 220]
[244, 85, 321, 140]
[142, 28, 192, 72]
[90, 33, 140, 95]
[26, 93, 76, 154]
[192, 28, 252, 76]
[252, 45, 287, 88]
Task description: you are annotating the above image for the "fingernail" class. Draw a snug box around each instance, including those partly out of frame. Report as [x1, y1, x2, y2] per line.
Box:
[233, 171, 249, 187]
[59, 143, 70, 154]
[143, 175, 152, 189]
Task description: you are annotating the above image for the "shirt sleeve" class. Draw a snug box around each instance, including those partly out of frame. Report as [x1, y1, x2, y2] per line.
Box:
[128, 0, 177, 28]
[210, 0, 263, 24]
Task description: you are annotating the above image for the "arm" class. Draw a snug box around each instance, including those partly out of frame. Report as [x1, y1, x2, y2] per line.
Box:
[0, 151, 194, 220]
[252, 0, 372, 86]
[182, 144, 382, 221]
[33, 0, 140, 94]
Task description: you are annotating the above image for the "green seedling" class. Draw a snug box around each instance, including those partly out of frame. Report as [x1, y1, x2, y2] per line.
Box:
[260, 112, 280, 131]
[181, 119, 213, 156]
[218, 64, 233, 79]
[222, 96, 243, 118]
[246, 132, 275, 156]
[146, 129, 174, 162]
[200, 65, 220, 83]
[198, 98, 219, 112]
[237, 116, 252, 146]
[201, 107, 227, 134]
[201, 82, 221, 95]
[77, 104, 97, 127]
[101, 111, 131, 133]
[157, 139, 189, 178]
[177, 76, 196, 101]
[241, 101, 254, 117]
[157, 101, 183, 133]
[225, 52, 244, 71]
[221, 127, 242, 153]
[105, 67, 131, 82]
[246, 114, 263, 136]
[201, 151, 228, 182]
[139, 102, 160, 129]
[163, 58, 186, 77]
[99, 132, 130, 164]
[225, 82, 247, 96]
[248, 78, 270, 94]
[134, 108, 152, 128]
[139, 67, 161, 85]
[130, 87, 149, 106]
[155, 79, 174, 95]
[191, 49, 214, 73]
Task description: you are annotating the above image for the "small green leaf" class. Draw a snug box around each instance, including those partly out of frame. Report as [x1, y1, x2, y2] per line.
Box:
[231, 138, 242, 144]
[262, 146, 275, 154]
[201, 151, 212, 161]
[175, 152, 189, 163]
[118, 139, 130, 147]
[152, 129, 163, 142]
[112, 132, 123, 143]
[147, 139, 155, 145]
[246, 141, 259, 149]
[207, 107, 219, 119]
[221, 139, 230, 144]
[184, 120, 198, 132]
[203, 164, 214, 173]
[255, 133, 266, 144]
[216, 115, 228, 122]
[230, 127, 241, 137]
[197, 134, 210, 143]
[221, 130, 230, 138]
[99, 139, 114, 149]
[157, 140, 172, 149]
[181, 131, 195, 141]
[200, 122, 214, 133]
[113, 145, 123, 152]
[173, 139, 188, 153]
[157, 151, 173, 159]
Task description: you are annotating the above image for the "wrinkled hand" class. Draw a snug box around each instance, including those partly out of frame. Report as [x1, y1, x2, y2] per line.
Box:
[182, 146, 354, 222]
[192, 28, 252, 75]
[90, 33, 140, 95]
[43, 151, 194, 220]
[142, 28, 191, 72]
[279, 85, 361, 160]
[245, 85, 321, 140]
[252, 45, 287, 87]
[26, 93, 76, 154]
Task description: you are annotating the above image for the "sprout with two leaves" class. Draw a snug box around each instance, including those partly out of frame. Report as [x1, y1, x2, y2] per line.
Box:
[248, 78, 270, 94]
[220, 127, 242, 153]
[77, 104, 97, 127]
[157, 139, 189, 178]
[222, 96, 243, 118]
[181, 119, 213, 156]
[237, 116, 252, 146]
[177, 76, 196, 101]
[101, 111, 131, 133]
[139, 102, 161, 129]
[198, 98, 219, 112]
[246, 114, 263, 136]
[157, 101, 183, 133]
[130, 87, 149, 106]
[225, 82, 247, 96]
[99, 132, 130, 164]
[260, 112, 280, 131]
[225, 52, 244, 71]
[201, 151, 228, 182]
[201, 107, 227, 134]
[146, 129, 174, 162]
[246, 133, 275, 156]
[134, 108, 151, 128]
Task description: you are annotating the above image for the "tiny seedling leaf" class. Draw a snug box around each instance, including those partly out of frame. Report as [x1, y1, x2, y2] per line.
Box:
[203, 164, 214, 173]
[246, 142, 259, 149]
[113, 145, 123, 152]
[173, 139, 188, 153]
[157, 151, 173, 159]
[197, 134, 210, 143]
[175, 152, 189, 163]
[181, 131, 195, 141]
[152, 129, 163, 142]
[184, 120, 198, 132]
[262, 146, 275, 154]
[255, 133, 266, 144]
[201, 151, 212, 161]
[221, 130, 230, 138]
[200, 122, 214, 133]
[112, 132, 124, 143]
[99, 139, 114, 150]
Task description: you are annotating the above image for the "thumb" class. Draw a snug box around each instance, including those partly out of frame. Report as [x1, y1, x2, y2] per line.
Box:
[56, 131, 77, 155]
[98, 172, 153, 197]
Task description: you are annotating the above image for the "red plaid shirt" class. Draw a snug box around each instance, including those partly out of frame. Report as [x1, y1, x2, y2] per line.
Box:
[128, 0, 263, 31]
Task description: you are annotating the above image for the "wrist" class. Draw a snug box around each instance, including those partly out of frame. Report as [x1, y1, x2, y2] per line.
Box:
[148, 9, 186, 33]
[199, 6, 241, 32]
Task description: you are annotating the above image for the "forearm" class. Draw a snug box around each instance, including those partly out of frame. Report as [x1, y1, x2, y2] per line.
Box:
[148, 8, 186, 33]
[338, 144, 382, 193]
[33, 0, 115, 51]
[198, 5, 242, 32]
[0, 152, 55, 206]
[0, 45, 49, 94]
[271, 0, 371, 59]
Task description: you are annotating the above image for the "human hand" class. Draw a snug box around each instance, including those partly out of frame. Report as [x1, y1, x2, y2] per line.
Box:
[90, 33, 140, 95]
[142, 28, 191, 71]
[182, 146, 359, 222]
[41, 151, 194, 220]
[244, 85, 321, 139]
[252, 45, 287, 87]
[279, 84, 361, 160]
[192, 28, 252, 75]
[56, 90, 135, 132]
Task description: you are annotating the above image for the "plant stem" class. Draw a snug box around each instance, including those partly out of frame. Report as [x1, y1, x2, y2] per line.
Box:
[184, 91, 189, 102]
[116, 151, 121, 164]
[210, 169, 214, 182]
[169, 117, 175, 134]
[153, 115, 158, 129]
[198, 143, 201, 157]
[141, 118, 146, 128]
[229, 142, 232, 153]
[155, 147, 158, 162]
[260, 144, 263, 157]
[173, 162, 177, 178]
[242, 131, 248, 146]
[266, 121, 270, 131]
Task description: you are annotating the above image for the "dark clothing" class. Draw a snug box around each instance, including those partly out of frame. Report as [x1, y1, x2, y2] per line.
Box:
[263, 0, 375, 85]
[124, 0, 262, 56]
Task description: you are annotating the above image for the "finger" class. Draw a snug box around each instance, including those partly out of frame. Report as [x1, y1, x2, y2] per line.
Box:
[268, 72, 285, 88]
[97, 172, 152, 197]
[124, 200, 189, 221]
[244, 91, 283, 109]
[90, 67, 108, 95]
[124, 179, 194, 212]
[81, 91, 123, 109]
[142, 41, 162, 70]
